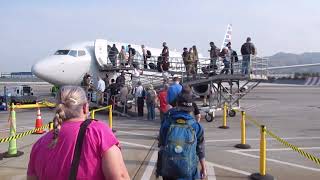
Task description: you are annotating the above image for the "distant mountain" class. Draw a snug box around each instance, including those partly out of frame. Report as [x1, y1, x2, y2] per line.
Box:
[267, 52, 320, 73]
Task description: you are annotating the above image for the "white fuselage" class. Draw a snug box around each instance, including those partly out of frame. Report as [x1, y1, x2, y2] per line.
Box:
[31, 40, 209, 86]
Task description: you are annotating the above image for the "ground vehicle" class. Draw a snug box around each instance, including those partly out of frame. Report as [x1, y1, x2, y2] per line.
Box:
[1, 85, 37, 105]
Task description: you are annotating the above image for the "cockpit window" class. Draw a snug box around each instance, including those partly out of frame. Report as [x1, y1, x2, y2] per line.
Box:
[78, 50, 86, 56]
[68, 50, 78, 57]
[54, 50, 70, 55]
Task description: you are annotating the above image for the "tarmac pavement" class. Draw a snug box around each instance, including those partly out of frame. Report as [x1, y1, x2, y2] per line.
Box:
[0, 84, 319, 179]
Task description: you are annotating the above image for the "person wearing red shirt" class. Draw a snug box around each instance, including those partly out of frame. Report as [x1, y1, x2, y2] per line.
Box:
[158, 84, 169, 123]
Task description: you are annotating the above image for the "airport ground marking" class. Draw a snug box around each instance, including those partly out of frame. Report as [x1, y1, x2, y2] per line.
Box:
[206, 161, 251, 176]
[207, 162, 217, 180]
[114, 126, 159, 130]
[206, 136, 320, 143]
[140, 150, 158, 180]
[120, 141, 154, 149]
[227, 149, 320, 172]
[229, 147, 320, 152]
[117, 130, 157, 137]
[120, 141, 251, 177]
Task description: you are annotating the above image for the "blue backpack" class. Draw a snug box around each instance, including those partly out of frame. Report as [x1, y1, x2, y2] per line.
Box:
[160, 115, 198, 178]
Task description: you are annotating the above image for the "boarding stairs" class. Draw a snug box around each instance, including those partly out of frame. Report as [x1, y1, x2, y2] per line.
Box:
[97, 54, 268, 118]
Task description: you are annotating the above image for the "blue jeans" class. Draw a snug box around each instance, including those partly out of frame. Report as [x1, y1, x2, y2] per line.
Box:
[147, 103, 156, 120]
[220, 59, 230, 74]
[242, 55, 250, 75]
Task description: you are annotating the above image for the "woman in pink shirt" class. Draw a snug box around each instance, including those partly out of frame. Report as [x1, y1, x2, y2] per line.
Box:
[27, 86, 130, 180]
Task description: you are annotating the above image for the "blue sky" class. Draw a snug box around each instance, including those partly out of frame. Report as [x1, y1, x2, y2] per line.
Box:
[0, 0, 319, 72]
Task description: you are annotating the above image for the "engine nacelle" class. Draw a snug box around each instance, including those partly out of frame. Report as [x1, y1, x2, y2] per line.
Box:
[192, 84, 210, 96]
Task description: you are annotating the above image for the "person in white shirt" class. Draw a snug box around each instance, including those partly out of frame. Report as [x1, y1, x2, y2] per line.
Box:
[97, 77, 106, 105]
[141, 45, 148, 69]
[134, 81, 145, 117]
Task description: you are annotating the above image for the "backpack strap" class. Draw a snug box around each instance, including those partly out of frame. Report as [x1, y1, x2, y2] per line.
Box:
[68, 119, 94, 180]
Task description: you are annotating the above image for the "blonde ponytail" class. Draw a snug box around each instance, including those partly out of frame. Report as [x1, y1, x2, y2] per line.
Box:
[48, 86, 88, 148]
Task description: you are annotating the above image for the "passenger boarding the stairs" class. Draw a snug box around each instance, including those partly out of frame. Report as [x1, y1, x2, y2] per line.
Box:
[145, 84, 158, 121]
[226, 42, 239, 75]
[161, 42, 170, 72]
[167, 77, 182, 107]
[134, 81, 145, 117]
[96, 76, 106, 105]
[158, 83, 169, 123]
[219, 47, 231, 75]
[118, 46, 127, 67]
[241, 37, 256, 75]
[108, 44, 119, 67]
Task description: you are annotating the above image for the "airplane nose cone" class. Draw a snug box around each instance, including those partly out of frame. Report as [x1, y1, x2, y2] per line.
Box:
[32, 57, 62, 84]
[31, 61, 46, 80]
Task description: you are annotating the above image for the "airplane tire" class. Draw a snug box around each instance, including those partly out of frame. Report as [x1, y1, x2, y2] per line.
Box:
[205, 113, 214, 122]
[240, 87, 246, 93]
[228, 109, 236, 117]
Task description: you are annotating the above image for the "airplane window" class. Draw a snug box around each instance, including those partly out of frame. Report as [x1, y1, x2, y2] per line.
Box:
[78, 50, 86, 56]
[54, 50, 70, 55]
[68, 50, 78, 57]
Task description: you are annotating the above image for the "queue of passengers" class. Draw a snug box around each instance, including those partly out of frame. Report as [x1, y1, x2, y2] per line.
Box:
[107, 37, 256, 78]
[27, 83, 206, 179]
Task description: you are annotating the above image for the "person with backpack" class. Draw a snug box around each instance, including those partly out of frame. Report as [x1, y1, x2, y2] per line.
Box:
[226, 42, 239, 75]
[27, 86, 130, 180]
[145, 84, 157, 121]
[240, 37, 256, 75]
[157, 91, 207, 180]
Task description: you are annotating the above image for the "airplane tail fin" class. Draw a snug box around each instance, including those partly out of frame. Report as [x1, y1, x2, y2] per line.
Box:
[220, 24, 232, 51]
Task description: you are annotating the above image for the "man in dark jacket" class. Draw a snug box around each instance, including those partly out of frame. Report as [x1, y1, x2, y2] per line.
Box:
[161, 42, 169, 71]
[108, 44, 119, 67]
[116, 71, 126, 87]
[209, 42, 219, 67]
[240, 37, 256, 75]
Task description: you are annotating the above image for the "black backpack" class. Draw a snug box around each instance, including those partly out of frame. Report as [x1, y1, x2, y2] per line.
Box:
[146, 50, 152, 58]
[131, 48, 136, 55]
[231, 50, 239, 62]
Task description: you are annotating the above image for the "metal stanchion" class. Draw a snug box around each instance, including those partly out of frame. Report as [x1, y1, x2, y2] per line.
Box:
[235, 111, 251, 149]
[109, 105, 116, 132]
[219, 103, 229, 129]
[49, 121, 54, 131]
[250, 125, 274, 180]
[91, 110, 95, 119]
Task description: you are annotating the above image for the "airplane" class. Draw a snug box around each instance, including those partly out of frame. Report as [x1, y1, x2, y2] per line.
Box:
[31, 25, 233, 96]
[31, 24, 320, 98]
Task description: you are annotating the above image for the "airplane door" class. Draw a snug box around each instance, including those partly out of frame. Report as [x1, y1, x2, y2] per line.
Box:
[94, 39, 110, 68]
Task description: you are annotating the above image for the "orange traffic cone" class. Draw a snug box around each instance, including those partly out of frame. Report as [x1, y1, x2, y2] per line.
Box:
[33, 108, 46, 134]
